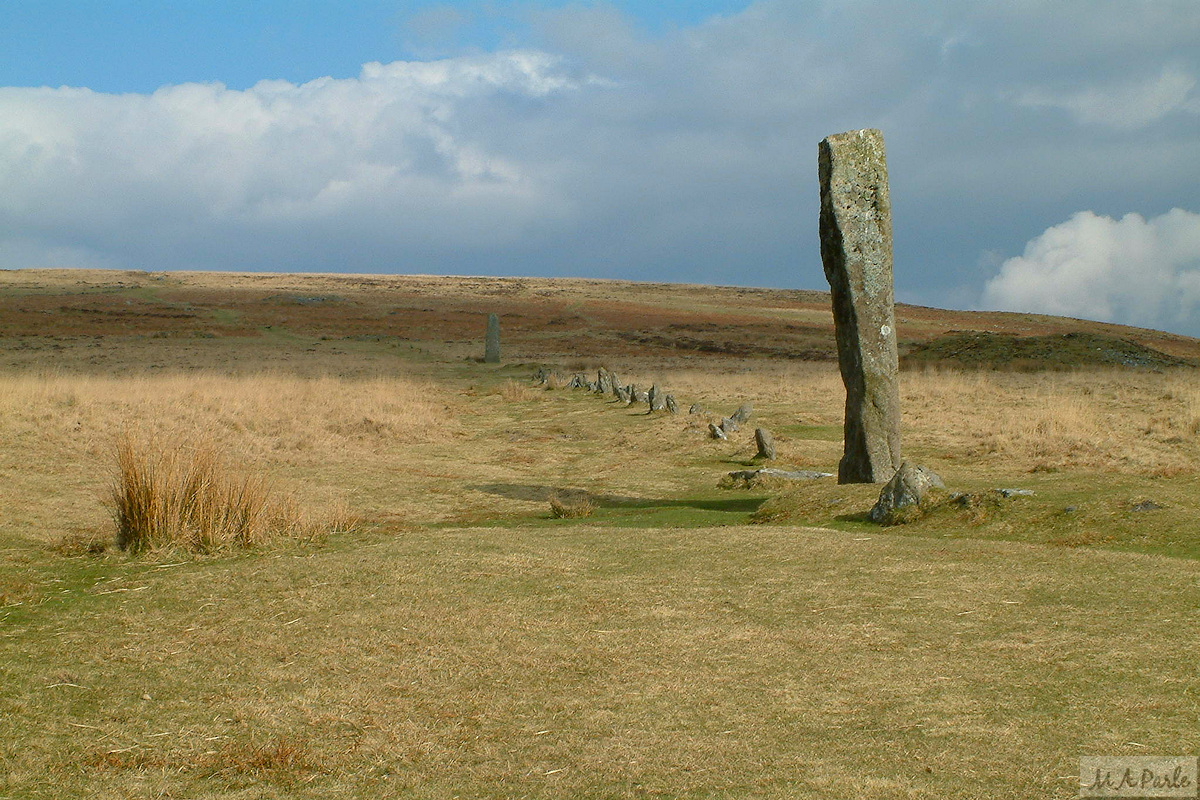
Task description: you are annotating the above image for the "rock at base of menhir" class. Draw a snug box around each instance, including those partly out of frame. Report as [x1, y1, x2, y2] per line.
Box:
[820, 128, 901, 484]
[730, 403, 753, 424]
[869, 462, 945, 525]
[709, 423, 728, 440]
[754, 428, 775, 460]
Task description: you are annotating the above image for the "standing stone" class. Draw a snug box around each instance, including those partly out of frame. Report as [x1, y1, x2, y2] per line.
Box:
[709, 423, 728, 440]
[597, 369, 614, 395]
[648, 384, 666, 412]
[609, 372, 623, 399]
[730, 403, 753, 424]
[615, 385, 631, 405]
[819, 128, 901, 484]
[754, 428, 776, 460]
[484, 313, 501, 363]
[664, 395, 679, 415]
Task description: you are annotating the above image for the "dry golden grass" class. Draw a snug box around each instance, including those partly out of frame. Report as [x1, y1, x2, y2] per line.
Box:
[0, 370, 456, 546]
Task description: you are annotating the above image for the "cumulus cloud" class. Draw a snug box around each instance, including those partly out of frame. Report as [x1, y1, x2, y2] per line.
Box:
[981, 209, 1200, 333]
[0, 51, 591, 271]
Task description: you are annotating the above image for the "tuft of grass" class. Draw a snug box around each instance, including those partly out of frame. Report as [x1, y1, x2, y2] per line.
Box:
[549, 494, 595, 518]
[109, 436, 337, 555]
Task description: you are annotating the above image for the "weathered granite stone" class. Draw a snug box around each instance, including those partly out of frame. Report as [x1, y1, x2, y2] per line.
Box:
[719, 417, 739, 434]
[869, 462, 945, 524]
[597, 368, 614, 395]
[689, 404, 706, 415]
[615, 385, 631, 405]
[609, 373, 623, 399]
[648, 384, 666, 412]
[754, 428, 776, 460]
[709, 423, 728, 440]
[567, 374, 585, 389]
[730, 403, 753, 424]
[819, 128, 901, 483]
[632, 387, 649, 404]
[484, 313, 501, 363]
[665, 394, 679, 414]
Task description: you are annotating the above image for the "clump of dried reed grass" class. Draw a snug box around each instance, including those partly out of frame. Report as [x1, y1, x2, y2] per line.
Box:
[110, 436, 350, 554]
[549, 494, 594, 519]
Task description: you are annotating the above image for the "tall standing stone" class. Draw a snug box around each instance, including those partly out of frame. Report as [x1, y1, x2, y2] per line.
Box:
[484, 313, 501, 364]
[819, 128, 900, 484]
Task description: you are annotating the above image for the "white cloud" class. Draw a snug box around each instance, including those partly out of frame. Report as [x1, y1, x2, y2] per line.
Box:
[1016, 65, 1198, 129]
[981, 209, 1200, 333]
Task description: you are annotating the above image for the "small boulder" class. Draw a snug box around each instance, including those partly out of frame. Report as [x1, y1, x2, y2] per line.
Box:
[615, 385, 632, 405]
[665, 394, 679, 414]
[689, 404, 706, 415]
[709, 423, 728, 440]
[720, 417, 740, 434]
[869, 462, 946, 525]
[754, 428, 776, 460]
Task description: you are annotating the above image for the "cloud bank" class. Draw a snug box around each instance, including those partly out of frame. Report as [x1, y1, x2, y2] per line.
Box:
[1, 1, 1199, 332]
[981, 209, 1200, 331]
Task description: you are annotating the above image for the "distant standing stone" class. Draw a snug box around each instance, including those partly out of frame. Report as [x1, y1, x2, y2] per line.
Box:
[609, 372, 623, 399]
[615, 385, 631, 405]
[689, 404, 706, 415]
[665, 394, 679, 414]
[484, 313, 501, 363]
[754, 428, 775, 460]
[819, 128, 901, 483]
[719, 418, 739, 434]
[648, 384, 666, 412]
[730, 403, 753, 424]
[709, 423, 728, 440]
[597, 368, 614, 395]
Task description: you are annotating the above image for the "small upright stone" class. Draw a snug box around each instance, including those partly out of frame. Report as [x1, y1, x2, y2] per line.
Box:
[609, 372, 623, 399]
[484, 313, 501, 363]
[709, 423, 728, 440]
[665, 395, 679, 414]
[632, 386, 649, 404]
[615, 385, 632, 405]
[719, 417, 739, 434]
[754, 428, 776, 460]
[819, 128, 901, 483]
[730, 404, 753, 424]
[648, 384, 666, 412]
[597, 369, 614, 395]
[689, 403, 706, 415]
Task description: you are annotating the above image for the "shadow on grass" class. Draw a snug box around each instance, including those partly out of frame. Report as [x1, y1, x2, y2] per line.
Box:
[472, 484, 767, 516]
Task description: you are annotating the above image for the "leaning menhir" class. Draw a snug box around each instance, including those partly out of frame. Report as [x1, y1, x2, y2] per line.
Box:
[819, 128, 901, 484]
[484, 313, 501, 364]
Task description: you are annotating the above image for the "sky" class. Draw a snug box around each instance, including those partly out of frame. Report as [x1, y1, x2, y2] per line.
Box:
[1, 1, 1199, 334]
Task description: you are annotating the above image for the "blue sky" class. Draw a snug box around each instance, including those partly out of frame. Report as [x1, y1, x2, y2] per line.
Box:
[2, 1, 1199, 334]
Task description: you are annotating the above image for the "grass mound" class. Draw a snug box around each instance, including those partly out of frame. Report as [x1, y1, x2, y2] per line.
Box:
[903, 330, 1195, 370]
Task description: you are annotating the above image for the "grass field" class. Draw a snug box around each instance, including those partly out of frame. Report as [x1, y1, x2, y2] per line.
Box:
[2, 269, 1199, 798]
